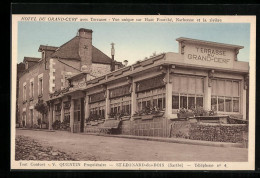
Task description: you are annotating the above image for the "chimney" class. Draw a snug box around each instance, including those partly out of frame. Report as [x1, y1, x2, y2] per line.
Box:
[123, 60, 128, 66]
[111, 43, 115, 71]
[78, 28, 93, 73]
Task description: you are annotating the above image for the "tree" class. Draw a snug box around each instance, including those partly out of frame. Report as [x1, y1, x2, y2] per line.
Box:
[34, 99, 48, 125]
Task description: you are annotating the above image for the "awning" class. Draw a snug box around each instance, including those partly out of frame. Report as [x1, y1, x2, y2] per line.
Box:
[102, 119, 121, 129]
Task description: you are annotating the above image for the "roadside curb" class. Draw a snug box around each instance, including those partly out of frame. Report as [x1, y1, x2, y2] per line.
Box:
[81, 132, 245, 148]
[17, 128, 55, 132]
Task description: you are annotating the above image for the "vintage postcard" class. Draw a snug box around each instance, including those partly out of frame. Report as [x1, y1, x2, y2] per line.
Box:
[11, 14, 256, 170]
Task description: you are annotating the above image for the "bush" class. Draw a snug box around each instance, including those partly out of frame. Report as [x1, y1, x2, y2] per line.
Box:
[52, 120, 61, 130]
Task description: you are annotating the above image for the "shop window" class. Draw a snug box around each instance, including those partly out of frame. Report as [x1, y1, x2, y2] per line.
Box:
[211, 79, 240, 113]
[110, 96, 131, 116]
[171, 75, 204, 112]
[137, 87, 166, 112]
[89, 100, 106, 121]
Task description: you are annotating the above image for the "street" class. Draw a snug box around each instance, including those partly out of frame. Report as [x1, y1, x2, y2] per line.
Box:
[15, 129, 248, 162]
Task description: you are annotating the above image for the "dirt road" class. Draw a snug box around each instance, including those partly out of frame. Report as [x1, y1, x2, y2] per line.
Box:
[15, 129, 248, 161]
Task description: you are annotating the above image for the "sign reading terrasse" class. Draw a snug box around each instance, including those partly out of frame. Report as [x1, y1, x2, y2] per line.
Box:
[184, 43, 235, 68]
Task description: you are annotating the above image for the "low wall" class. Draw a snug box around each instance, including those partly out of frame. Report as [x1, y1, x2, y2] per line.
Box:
[84, 117, 248, 143]
[168, 120, 192, 139]
[84, 117, 167, 137]
[85, 123, 103, 133]
[120, 117, 166, 137]
[189, 123, 248, 143]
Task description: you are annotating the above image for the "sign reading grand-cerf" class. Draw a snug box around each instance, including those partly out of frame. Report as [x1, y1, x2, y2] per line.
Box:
[176, 37, 244, 69]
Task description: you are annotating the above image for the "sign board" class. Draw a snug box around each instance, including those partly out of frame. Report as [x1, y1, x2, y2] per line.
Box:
[184, 43, 235, 69]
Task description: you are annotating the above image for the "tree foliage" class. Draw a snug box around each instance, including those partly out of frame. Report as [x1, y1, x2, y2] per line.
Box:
[34, 99, 48, 115]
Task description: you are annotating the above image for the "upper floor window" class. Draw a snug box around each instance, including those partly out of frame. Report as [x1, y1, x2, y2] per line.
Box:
[30, 81, 34, 98]
[211, 79, 240, 113]
[23, 83, 26, 101]
[38, 74, 43, 96]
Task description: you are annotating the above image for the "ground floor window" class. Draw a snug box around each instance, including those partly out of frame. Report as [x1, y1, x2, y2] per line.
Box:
[211, 79, 240, 113]
[110, 96, 131, 116]
[171, 75, 204, 112]
[137, 87, 166, 112]
[172, 94, 203, 110]
[89, 101, 105, 120]
[211, 96, 240, 112]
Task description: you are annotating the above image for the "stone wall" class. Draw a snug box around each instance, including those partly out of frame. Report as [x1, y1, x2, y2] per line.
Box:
[168, 120, 192, 139]
[91, 63, 111, 77]
[120, 120, 131, 135]
[189, 123, 248, 143]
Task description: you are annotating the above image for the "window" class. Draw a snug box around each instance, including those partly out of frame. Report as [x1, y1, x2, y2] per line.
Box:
[23, 83, 27, 101]
[171, 75, 204, 112]
[137, 87, 166, 112]
[30, 81, 34, 98]
[89, 101, 106, 120]
[109, 85, 131, 116]
[38, 77, 43, 96]
[110, 96, 131, 115]
[211, 79, 240, 112]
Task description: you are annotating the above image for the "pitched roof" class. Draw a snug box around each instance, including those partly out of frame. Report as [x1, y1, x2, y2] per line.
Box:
[23, 57, 41, 63]
[50, 35, 120, 65]
[51, 36, 81, 60]
[38, 45, 58, 52]
[92, 46, 112, 64]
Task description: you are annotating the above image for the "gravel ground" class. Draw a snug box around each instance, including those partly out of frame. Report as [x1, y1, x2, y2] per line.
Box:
[15, 135, 76, 161]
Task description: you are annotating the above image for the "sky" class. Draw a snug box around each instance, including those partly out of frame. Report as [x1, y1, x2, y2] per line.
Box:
[17, 22, 250, 65]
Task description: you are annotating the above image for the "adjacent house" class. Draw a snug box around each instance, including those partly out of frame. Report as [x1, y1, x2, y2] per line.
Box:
[17, 28, 123, 129]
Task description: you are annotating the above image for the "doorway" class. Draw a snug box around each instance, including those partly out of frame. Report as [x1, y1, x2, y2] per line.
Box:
[30, 109, 33, 128]
[80, 98, 85, 132]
